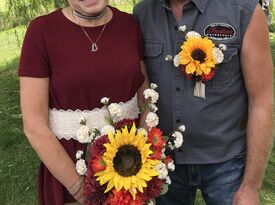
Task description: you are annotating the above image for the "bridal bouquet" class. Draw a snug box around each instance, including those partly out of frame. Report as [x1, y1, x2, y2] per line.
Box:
[75, 84, 185, 205]
[166, 25, 226, 99]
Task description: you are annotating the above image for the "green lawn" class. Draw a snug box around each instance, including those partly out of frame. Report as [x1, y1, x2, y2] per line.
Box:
[0, 5, 274, 205]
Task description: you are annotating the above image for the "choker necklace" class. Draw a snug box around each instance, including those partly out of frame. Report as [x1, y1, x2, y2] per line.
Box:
[73, 8, 107, 20]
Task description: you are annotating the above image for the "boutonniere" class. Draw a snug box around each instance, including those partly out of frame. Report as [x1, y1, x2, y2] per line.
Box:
[166, 26, 227, 99]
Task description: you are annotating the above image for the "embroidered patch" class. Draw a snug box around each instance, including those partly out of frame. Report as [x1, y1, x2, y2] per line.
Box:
[204, 23, 235, 40]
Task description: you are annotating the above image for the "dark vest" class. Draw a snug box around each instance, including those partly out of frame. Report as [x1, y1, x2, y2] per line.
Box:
[134, 0, 259, 163]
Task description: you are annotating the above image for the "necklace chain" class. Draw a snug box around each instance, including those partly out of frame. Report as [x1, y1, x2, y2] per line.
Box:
[80, 24, 107, 52]
[72, 8, 108, 52]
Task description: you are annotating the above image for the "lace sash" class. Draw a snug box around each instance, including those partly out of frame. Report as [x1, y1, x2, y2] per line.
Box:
[48, 95, 139, 140]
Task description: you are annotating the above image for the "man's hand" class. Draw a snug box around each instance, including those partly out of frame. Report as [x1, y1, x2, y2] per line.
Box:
[232, 185, 260, 205]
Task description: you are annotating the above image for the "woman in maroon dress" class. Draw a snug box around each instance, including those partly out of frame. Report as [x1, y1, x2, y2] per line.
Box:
[19, 0, 149, 204]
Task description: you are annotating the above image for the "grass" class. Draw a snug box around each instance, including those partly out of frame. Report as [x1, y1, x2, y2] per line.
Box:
[0, 4, 275, 205]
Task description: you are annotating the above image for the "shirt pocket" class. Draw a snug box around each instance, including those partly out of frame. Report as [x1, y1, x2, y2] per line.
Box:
[144, 40, 163, 83]
[205, 45, 239, 89]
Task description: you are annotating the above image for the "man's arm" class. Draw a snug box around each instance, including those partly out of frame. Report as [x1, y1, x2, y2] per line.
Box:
[233, 4, 273, 205]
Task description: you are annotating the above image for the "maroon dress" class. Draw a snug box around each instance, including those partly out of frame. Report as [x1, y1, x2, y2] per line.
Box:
[19, 7, 144, 205]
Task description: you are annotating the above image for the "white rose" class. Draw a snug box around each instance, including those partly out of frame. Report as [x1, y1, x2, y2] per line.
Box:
[150, 83, 158, 90]
[178, 125, 186, 132]
[219, 44, 227, 51]
[137, 128, 148, 137]
[76, 150, 84, 160]
[167, 162, 175, 171]
[178, 25, 187, 32]
[173, 131, 184, 148]
[173, 54, 180, 67]
[76, 125, 91, 143]
[143, 89, 159, 104]
[165, 176, 172, 185]
[213, 47, 224, 64]
[108, 103, 122, 121]
[76, 159, 87, 176]
[155, 163, 168, 179]
[100, 125, 115, 136]
[149, 103, 158, 112]
[186, 31, 201, 39]
[145, 112, 159, 128]
[100, 97, 110, 105]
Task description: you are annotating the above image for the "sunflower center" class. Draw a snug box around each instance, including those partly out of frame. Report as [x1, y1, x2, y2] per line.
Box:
[113, 145, 142, 177]
[191, 49, 206, 63]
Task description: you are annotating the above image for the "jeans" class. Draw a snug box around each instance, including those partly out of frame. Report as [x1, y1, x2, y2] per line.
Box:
[156, 152, 245, 205]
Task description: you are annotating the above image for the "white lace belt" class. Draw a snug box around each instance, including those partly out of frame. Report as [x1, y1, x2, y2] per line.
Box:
[48, 95, 139, 140]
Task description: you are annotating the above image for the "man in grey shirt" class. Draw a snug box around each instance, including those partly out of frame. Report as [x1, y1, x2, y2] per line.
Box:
[134, 0, 273, 204]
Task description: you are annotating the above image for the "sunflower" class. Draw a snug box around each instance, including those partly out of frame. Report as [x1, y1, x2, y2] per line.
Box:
[179, 37, 216, 76]
[95, 124, 160, 199]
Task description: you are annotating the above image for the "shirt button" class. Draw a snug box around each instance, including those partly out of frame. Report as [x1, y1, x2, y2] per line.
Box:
[176, 87, 181, 92]
[176, 119, 181, 123]
[174, 25, 178, 30]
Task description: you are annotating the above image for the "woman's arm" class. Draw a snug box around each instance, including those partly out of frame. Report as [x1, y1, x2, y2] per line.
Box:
[137, 61, 151, 129]
[20, 77, 85, 203]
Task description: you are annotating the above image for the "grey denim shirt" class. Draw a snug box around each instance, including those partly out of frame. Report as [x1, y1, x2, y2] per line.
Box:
[134, 0, 259, 164]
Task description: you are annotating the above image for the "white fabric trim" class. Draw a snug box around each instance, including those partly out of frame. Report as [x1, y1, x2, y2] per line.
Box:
[48, 95, 139, 140]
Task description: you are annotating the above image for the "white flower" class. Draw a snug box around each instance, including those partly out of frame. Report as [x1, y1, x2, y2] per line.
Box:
[178, 125, 186, 132]
[213, 47, 224, 64]
[76, 159, 87, 176]
[143, 89, 159, 104]
[167, 141, 175, 150]
[100, 97, 110, 105]
[137, 128, 148, 137]
[145, 112, 159, 128]
[76, 125, 91, 143]
[100, 125, 115, 136]
[150, 83, 158, 90]
[165, 55, 173, 62]
[173, 131, 184, 148]
[165, 176, 172, 185]
[79, 117, 86, 125]
[155, 163, 168, 179]
[76, 150, 84, 160]
[167, 162, 175, 171]
[186, 31, 201, 39]
[149, 103, 158, 112]
[173, 54, 180, 67]
[219, 44, 227, 51]
[161, 149, 166, 159]
[108, 103, 122, 120]
[147, 200, 155, 205]
[179, 25, 187, 32]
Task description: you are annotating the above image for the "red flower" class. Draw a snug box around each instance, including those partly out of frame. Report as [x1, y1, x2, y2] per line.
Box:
[201, 68, 216, 81]
[90, 135, 109, 158]
[91, 156, 106, 173]
[108, 190, 143, 205]
[148, 128, 165, 148]
[163, 156, 173, 165]
[138, 177, 164, 202]
[150, 146, 162, 160]
[115, 119, 136, 130]
[84, 174, 109, 205]
[179, 65, 193, 80]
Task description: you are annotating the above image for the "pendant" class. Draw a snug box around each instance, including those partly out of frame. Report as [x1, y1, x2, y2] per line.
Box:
[194, 81, 206, 99]
[91, 43, 98, 52]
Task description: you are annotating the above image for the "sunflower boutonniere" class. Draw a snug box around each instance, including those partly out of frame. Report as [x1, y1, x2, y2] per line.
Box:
[167, 26, 227, 99]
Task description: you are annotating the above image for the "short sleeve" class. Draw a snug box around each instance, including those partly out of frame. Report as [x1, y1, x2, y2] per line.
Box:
[18, 18, 50, 78]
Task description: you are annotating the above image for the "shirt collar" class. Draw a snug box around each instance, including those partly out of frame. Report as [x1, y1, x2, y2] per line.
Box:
[161, 0, 208, 13]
